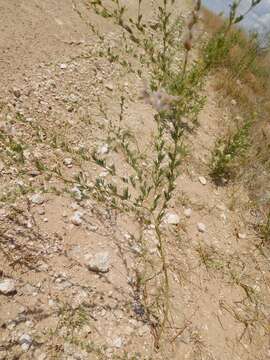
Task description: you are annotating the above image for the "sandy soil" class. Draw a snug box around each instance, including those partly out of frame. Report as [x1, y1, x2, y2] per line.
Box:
[0, 1, 269, 360]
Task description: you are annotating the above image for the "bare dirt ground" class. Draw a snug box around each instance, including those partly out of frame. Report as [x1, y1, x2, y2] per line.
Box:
[0, 1, 269, 360]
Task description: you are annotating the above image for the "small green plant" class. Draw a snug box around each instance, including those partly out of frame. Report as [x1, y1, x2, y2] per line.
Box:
[210, 118, 252, 184]
[203, 0, 263, 70]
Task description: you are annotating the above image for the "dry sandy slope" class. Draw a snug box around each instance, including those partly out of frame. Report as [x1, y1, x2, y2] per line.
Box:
[0, 1, 269, 360]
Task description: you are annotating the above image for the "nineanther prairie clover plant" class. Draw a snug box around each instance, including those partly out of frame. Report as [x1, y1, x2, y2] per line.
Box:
[84, 0, 265, 349]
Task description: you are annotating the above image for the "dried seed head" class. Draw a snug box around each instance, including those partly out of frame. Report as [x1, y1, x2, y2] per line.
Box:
[140, 83, 180, 112]
[183, 31, 193, 51]
[195, 0, 201, 11]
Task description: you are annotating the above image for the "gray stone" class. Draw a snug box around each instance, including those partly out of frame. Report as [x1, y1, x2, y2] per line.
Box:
[31, 193, 44, 205]
[164, 212, 180, 225]
[86, 252, 110, 273]
[19, 333, 32, 351]
[71, 211, 83, 226]
[68, 94, 79, 103]
[0, 279, 16, 295]
[71, 186, 82, 201]
[111, 337, 123, 348]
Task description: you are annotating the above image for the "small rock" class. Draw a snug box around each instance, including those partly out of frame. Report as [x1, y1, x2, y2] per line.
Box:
[124, 233, 131, 240]
[97, 143, 109, 155]
[60, 63, 67, 69]
[28, 169, 40, 177]
[111, 337, 123, 348]
[87, 224, 98, 232]
[37, 207, 45, 215]
[48, 299, 55, 307]
[34, 350, 47, 360]
[231, 99, 237, 106]
[19, 333, 32, 351]
[184, 208, 192, 218]
[238, 233, 247, 239]
[99, 170, 109, 178]
[13, 87, 21, 98]
[105, 83, 113, 91]
[31, 193, 44, 205]
[198, 176, 207, 185]
[197, 222, 206, 233]
[0, 279, 16, 295]
[86, 251, 110, 273]
[164, 212, 180, 225]
[71, 211, 83, 226]
[71, 186, 82, 201]
[130, 243, 142, 255]
[68, 94, 79, 103]
[63, 158, 73, 167]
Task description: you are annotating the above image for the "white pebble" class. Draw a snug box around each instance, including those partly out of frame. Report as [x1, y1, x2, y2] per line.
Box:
[198, 176, 207, 185]
[111, 337, 123, 348]
[184, 208, 192, 218]
[197, 222, 206, 233]
[63, 158, 73, 167]
[238, 233, 247, 239]
[164, 212, 180, 225]
[97, 143, 109, 155]
[71, 211, 83, 226]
